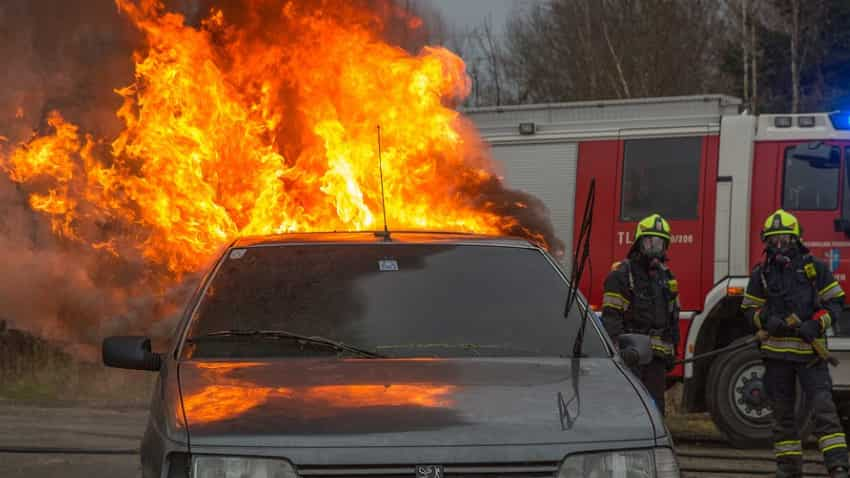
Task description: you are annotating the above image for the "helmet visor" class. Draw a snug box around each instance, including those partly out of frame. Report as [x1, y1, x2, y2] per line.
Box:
[765, 233, 795, 250]
[639, 236, 667, 256]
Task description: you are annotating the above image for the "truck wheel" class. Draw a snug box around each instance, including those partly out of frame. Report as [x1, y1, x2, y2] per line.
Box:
[706, 342, 812, 448]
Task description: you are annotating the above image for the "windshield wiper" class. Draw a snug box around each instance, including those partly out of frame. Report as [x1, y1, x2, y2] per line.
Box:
[186, 329, 386, 358]
[569, 178, 596, 358]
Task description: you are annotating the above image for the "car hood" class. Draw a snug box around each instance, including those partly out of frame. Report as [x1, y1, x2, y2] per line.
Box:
[178, 357, 657, 448]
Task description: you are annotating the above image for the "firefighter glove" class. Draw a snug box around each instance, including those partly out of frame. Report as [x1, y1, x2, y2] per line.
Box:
[620, 347, 640, 368]
[800, 319, 822, 343]
[765, 315, 788, 336]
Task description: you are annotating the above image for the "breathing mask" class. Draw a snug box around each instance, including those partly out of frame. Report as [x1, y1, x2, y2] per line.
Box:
[639, 235, 667, 260]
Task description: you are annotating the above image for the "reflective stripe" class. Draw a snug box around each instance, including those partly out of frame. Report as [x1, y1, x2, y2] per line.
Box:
[742, 293, 766, 309]
[775, 439, 802, 457]
[668, 296, 679, 313]
[602, 292, 630, 311]
[753, 310, 763, 329]
[819, 433, 847, 453]
[820, 313, 833, 331]
[805, 262, 818, 280]
[667, 279, 678, 293]
[761, 337, 826, 355]
[650, 336, 674, 356]
[820, 281, 846, 301]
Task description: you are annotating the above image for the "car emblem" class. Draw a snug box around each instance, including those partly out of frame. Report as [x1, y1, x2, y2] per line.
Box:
[415, 465, 444, 478]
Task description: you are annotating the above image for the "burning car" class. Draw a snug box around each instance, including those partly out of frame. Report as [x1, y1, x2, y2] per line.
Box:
[103, 231, 679, 478]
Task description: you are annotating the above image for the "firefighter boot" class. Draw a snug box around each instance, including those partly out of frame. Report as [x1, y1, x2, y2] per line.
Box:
[830, 467, 849, 478]
[775, 456, 803, 478]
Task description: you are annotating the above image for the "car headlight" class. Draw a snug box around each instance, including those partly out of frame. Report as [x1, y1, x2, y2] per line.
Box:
[558, 447, 679, 478]
[192, 455, 299, 478]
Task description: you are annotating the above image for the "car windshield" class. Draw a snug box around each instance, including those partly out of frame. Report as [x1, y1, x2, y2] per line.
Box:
[182, 243, 606, 359]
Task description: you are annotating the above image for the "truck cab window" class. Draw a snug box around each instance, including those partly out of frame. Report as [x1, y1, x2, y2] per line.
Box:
[621, 137, 702, 220]
[782, 145, 840, 211]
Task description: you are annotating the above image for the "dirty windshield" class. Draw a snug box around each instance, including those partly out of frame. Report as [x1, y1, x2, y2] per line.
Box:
[185, 244, 604, 359]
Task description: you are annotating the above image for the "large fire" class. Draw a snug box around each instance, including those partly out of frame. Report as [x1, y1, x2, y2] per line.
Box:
[1, 0, 559, 279]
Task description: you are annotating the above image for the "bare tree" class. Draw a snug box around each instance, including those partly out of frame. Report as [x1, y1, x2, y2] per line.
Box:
[741, 0, 829, 112]
[470, 15, 509, 106]
[790, 0, 800, 112]
[751, 9, 759, 113]
[444, 12, 517, 107]
[743, 0, 750, 107]
[502, 0, 728, 104]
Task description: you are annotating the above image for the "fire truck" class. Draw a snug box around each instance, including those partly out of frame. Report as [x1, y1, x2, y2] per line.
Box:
[465, 95, 850, 446]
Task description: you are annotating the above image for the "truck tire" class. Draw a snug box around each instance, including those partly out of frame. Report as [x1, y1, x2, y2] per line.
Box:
[706, 342, 812, 448]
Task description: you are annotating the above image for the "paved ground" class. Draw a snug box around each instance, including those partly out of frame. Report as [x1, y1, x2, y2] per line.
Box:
[1, 454, 140, 478]
[0, 401, 831, 477]
[0, 402, 145, 478]
[677, 442, 828, 477]
[666, 412, 830, 477]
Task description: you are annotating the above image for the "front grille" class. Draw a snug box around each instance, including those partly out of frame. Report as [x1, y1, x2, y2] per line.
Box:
[297, 462, 559, 477]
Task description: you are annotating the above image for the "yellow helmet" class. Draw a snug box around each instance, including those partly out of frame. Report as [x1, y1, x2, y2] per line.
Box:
[634, 213, 672, 242]
[761, 209, 801, 240]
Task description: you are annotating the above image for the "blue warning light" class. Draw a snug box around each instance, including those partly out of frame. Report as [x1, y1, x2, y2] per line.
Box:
[829, 112, 850, 130]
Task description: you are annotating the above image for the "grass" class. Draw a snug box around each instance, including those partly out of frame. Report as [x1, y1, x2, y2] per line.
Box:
[0, 329, 156, 404]
[664, 383, 724, 441]
[0, 362, 156, 403]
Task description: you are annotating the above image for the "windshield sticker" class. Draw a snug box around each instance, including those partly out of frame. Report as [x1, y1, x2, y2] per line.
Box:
[229, 249, 247, 260]
[378, 259, 399, 271]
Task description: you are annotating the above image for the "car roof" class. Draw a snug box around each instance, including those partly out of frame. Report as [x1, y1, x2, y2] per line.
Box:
[232, 231, 539, 249]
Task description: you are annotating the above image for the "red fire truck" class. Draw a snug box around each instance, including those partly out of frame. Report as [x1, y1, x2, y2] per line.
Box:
[466, 95, 850, 446]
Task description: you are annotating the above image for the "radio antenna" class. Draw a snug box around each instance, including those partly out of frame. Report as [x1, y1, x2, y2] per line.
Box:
[376, 125, 390, 240]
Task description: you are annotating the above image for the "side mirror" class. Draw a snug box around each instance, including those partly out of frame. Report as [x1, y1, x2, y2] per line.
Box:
[103, 336, 162, 371]
[618, 333, 653, 366]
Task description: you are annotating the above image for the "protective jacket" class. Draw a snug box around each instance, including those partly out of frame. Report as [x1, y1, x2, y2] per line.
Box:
[601, 256, 680, 359]
[742, 252, 843, 362]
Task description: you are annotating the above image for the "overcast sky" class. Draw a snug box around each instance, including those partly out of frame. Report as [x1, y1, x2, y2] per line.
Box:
[428, 0, 536, 35]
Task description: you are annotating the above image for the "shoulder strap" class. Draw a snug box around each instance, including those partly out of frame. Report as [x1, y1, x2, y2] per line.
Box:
[803, 255, 820, 307]
[623, 259, 635, 294]
[758, 262, 768, 290]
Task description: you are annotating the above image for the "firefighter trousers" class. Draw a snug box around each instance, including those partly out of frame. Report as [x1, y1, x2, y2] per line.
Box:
[764, 359, 849, 475]
[637, 358, 666, 416]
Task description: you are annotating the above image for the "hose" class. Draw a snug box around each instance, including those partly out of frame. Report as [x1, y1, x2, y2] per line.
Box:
[673, 335, 760, 366]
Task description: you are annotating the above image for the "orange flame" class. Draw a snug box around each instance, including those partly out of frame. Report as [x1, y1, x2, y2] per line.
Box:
[181, 362, 456, 424]
[182, 383, 455, 424]
[180, 384, 293, 423]
[305, 384, 455, 408]
[0, 0, 552, 277]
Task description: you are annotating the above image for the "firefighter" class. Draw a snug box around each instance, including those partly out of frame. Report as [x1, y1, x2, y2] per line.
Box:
[742, 209, 849, 478]
[601, 213, 680, 415]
